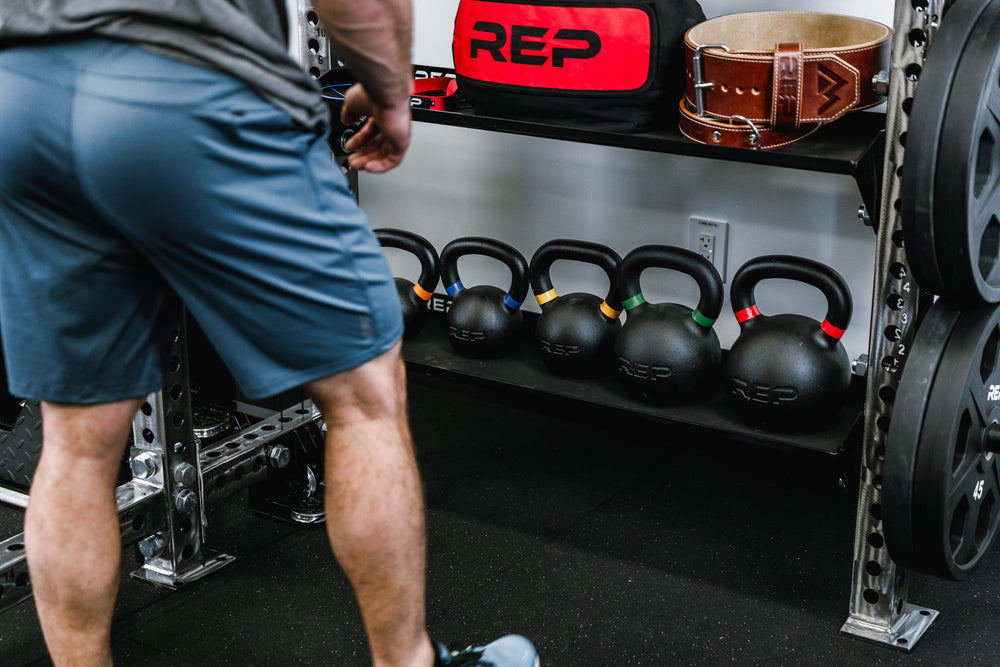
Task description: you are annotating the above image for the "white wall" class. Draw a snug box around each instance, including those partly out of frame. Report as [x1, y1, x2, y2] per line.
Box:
[362, 0, 896, 360]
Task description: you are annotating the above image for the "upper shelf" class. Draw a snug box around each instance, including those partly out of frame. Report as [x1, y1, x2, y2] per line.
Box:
[410, 106, 887, 177]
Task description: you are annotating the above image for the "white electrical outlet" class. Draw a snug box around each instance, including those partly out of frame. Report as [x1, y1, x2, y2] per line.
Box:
[689, 217, 729, 281]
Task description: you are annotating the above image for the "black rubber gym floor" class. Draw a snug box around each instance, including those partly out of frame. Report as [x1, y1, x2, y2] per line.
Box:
[3, 373, 1000, 666]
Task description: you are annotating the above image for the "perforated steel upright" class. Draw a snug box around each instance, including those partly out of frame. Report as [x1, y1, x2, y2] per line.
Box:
[840, 0, 944, 649]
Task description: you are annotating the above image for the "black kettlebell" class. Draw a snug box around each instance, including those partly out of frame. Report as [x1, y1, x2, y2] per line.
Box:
[440, 237, 529, 358]
[375, 228, 440, 339]
[724, 255, 853, 431]
[614, 245, 724, 404]
[529, 239, 623, 377]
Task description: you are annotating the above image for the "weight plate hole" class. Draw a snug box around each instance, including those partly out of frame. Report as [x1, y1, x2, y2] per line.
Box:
[954, 410, 971, 473]
[980, 325, 1000, 383]
[976, 490, 996, 550]
[974, 129, 996, 199]
[950, 496, 971, 561]
[978, 217, 1000, 284]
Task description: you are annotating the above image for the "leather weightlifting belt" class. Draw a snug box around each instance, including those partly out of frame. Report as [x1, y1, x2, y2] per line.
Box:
[679, 12, 891, 150]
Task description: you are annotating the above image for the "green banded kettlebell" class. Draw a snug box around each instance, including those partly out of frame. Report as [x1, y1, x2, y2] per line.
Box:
[440, 237, 529, 358]
[614, 245, 724, 404]
[724, 255, 853, 431]
[529, 239, 623, 377]
[375, 228, 440, 339]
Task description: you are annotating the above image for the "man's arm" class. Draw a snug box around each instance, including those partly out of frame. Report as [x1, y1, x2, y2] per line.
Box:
[313, 0, 413, 173]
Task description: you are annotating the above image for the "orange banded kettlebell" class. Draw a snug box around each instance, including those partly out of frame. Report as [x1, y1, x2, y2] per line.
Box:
[375, 228, 440, 339]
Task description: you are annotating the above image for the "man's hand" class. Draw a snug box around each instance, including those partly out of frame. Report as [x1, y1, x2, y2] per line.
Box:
[340, 83, 411, 173]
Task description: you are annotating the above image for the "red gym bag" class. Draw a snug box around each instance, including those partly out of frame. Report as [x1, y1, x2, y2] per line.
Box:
[452, 0, 705, 132]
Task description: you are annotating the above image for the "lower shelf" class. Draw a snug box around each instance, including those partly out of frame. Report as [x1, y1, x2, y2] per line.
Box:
[402, 314, 862, 456]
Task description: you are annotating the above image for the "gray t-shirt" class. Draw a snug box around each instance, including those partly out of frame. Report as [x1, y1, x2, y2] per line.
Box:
[0, 0, 329, 128]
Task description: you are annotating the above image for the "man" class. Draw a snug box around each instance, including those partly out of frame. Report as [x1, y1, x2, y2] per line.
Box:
[0, 1, 539, 666]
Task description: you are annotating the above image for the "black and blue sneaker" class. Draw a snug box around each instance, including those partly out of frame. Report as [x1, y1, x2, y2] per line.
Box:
[434, 635, 539, 667]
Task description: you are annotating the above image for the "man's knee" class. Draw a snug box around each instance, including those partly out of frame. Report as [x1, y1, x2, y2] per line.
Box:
[305, 342, 407, 425]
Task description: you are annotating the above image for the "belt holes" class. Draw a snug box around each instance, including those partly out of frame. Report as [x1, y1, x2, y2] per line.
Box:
[751, 87, 761, 95]
[736, 86, 745, 95]
[721, 84, 729, 93]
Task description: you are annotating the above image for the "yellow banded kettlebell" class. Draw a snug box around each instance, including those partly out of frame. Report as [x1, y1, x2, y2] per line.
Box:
[529, 239, 623, 377]
[375, 228, 440, 339]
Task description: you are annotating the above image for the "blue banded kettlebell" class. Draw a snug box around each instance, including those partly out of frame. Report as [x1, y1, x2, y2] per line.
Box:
[724, 255, 853, 431]
[375, 228, 440, 339]
[614, 245, 724, 404]
[440, 237, 529, 358]
[529, 239, 623, 377]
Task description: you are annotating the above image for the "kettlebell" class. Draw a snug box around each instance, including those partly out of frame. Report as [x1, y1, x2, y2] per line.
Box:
[440, 236, 529, 358]
[375, 228, 440, 339]
[724, 255, 853, 431]
[529, 239, 623, 377]
[613, 245, 724, 404]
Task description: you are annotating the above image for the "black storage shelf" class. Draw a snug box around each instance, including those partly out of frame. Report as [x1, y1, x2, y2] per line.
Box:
[412, 106, 886, 176]
[403, 313, 862, 456]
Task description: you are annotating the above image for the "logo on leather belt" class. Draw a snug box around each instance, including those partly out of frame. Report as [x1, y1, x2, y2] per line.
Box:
[816, 63, 848, 115]
[774, 53, 800, 120]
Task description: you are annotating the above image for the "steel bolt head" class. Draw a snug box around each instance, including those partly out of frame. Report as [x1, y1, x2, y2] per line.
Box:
[268, 445, 291, 469]
[130, 452, 160, 480]
[173, 488, 197, 514]
[172, 462, 198, 487]
[138, 534, 166, 560]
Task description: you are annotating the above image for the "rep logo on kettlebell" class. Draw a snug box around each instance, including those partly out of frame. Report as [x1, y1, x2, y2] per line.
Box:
[440, 236, 529, 359]
[724, 255, 853, 432]
[613, 245, 724, 405]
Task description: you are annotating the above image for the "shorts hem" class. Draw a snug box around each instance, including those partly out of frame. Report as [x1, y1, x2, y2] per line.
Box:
[8, 379, 164, 406]
[236, 329, 404, 401]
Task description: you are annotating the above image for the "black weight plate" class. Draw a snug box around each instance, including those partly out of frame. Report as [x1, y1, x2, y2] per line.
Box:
[935, 3, 1000, 304]
[902, 0, 994, 296]
[884, 299, 963, 572]
[910, 302, 1000, 580]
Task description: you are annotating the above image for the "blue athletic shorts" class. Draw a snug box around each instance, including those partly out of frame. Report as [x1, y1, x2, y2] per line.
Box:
[0, 38, 404, 403]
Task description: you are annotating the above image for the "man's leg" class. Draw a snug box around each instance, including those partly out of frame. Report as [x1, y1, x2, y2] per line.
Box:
[24, 398, 144, 667]
[305, 342, 434, 667]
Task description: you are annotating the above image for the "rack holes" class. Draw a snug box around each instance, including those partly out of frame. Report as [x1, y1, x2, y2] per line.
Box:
[169, 384, 183, 401]
[225, 441, 240, 449]
[899, 131, 908, 147]
[874, 446, 886, 464]
[131, 515, 144, 531]
[261, 424, 276, 432]
[902, 97, 915, 115]
[279, 417, 293, 423]
[309, 67, 322, 78]
[892, 229, 906, 248]
[868, 532, 885, 549]
[870, 503, 883, 521]
[890, 262, 908, 280]
[171, 412, 185, 429]
[306, 10, 319, 25]
[243, 433, 259, 440]
[911, 0, 928, 11]
[920, 610, 931, 616]
[143, 428, 156, 444]
[295, 409, 310, 415]
[168, 357, 182, 373]
[876, 413, 891, 431]
[866, 560, 883, 576]
[7, 542, 24, 551]
[904, 63, 922, 81]
[207, 450, 222, 458]
[308, 38, 320, 53]
[873, 475, 884, 491]
[884, 325, 903, 342]
[887, 294, 905, 311]
[893, 197, 903, 212]
[879, 386, 896, 403]
[864, 588, 880, 604]
[897, 164, 905, 179]
[141, 402, 153, 416]
[907, 30, 926, 48]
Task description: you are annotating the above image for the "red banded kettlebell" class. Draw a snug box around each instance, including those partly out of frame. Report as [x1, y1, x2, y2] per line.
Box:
[375, 228, 440, 339]
[440, 236, 529, 358]
[724, 255, 853, 431]
[614, 245, 724, 404]
[529, 239, 623, 377]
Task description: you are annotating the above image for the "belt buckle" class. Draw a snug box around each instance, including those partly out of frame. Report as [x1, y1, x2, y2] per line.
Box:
[693, 43, 731, 117]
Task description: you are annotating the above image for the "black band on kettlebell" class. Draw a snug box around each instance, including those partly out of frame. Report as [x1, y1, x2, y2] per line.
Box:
[730, 254, 852, 336]
[440, 236, 530, 309]
[617, 245, 724, 327]
[375, 228, 441, 299]
[529, 239, 624, 315]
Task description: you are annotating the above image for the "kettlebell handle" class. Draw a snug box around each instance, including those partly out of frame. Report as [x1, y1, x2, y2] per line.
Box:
[375, 228, 440, 302]
[440, 236, 530, 310]
[730, 255, 853, 339]
[617, 245, 724, 327]
[529, 239, 623, 319]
